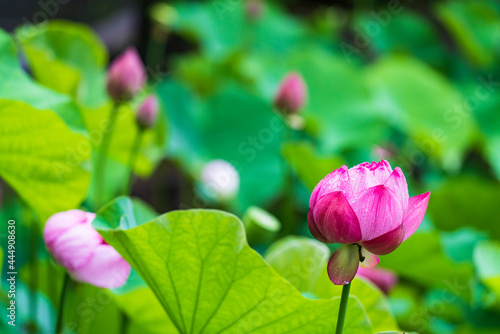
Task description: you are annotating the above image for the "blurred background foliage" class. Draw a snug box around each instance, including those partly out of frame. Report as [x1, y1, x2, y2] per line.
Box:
[1, 0, 500, 333]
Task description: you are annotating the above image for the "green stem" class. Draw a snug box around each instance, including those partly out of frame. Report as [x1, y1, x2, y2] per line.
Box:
[120, 311, 130, 334]
[123, 128, 144, 196]
[55, 273, 71, 334]
[95, 102, 120, 208]
[335, 282, 351, 334]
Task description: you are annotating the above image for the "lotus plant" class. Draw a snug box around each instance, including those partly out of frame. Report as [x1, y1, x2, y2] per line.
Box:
[308, 160, 430, 333]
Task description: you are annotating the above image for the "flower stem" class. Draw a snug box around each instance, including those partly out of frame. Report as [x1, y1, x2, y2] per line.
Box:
[123, 128, 144, 196]
[335, 281, 351, 334]
[95, 102, 120, 208]
[55, 273, 70, 334]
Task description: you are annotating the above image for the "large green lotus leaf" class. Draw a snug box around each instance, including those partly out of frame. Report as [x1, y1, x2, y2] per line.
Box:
[287, 48, 390, 151]
[264, 236, 330, 294]
[114, 286, 177, 334]
[435, 0, 500, 67]
[366, 56, 476, 170]
[93, 198, 371, 334]
[282, 142, 345, 191]
[105, 198, 177, 333]
[264, 236, 399, 333]
[62, 283, 121, 334]
[0, 100, 90, 221]
[428, 176, 500, 238]
[474, 241, 500, 296]
[16, 20, 108, 108]
[172, 2, 305, 58]
[380, 232, 473, 288]
[156, 79, 207, 173]
[0, 29, 85, 132]
[353, 11, 446, 68]
[463, 79, 500, 181]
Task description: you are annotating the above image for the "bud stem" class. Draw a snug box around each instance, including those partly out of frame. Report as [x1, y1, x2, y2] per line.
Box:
[335, 281, 351, 334]
[95, 103, 120, 209]
[55, 273, 71, 334]
[123, 128, 144, 195]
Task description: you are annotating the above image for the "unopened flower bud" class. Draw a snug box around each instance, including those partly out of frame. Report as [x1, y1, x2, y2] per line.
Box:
[274, 72, 306, 115]
[136, 95, 159, 129]
[106, 48, 146, 102]
[44, 210, 131, 288]
[246, 0, 264, 22]
[201, 160, 240, 201]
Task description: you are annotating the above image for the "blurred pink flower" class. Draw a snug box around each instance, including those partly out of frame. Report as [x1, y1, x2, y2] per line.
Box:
[106, 48, 146, 101]
[246, 0, 264, 21]
[308, 160, 430, 285]
[44, 210, 130, 288]
[274, 72, 306, 114]
[136, 95, 159, 129]
[356, 267, 398, 294]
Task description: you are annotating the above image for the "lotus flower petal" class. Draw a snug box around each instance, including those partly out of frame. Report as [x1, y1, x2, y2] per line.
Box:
[43, 210, 96, 249]
[70, 244, 131, 289]
[359, 248, 380, 268]
[384, 167, 409, 214]
[50, 223, 103, 271]
[348, 160, 393, 201]
[402, 192, 431, 241]
[307, 210, 329, 243]
[309, 165, 350, 209]
[311, 191, 361, 244]
[360, 223, 405, 255]
[327, 244, 360, 285]
[351, 185, 403, 240]
[356, 267, 398, 294]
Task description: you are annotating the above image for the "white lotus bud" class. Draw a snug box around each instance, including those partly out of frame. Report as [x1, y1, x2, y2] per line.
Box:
[201, 160, 240, 201]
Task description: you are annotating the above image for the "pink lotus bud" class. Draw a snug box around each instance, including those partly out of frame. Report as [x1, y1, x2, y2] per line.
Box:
[44, 210, 131, 288]
[136, 95, 159, 129]
[106, 48, 146, 101]
[308, 160, 430, 285]
[274, 72, 306, 115]
[246, 0, 263, 21]
[356, 267, 398, 294]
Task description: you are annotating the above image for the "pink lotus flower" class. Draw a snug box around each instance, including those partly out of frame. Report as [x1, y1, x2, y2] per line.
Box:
[44, 210, 131, 288]
[356, 267, 398, 294]
[308, 160, 430, 285]
[274, 72, 306, 114]
[136, 95, 159, 129]
[106, 48, 146, 101]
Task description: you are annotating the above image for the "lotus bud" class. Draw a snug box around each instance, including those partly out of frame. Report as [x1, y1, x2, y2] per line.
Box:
[106, 48, 146, 102]
[136, 95, 159, 129]
[308, 160, 430, 285]
[201, 160, 240, 201]
[274, 72, 306, 115]
[246, 0, 263, 22]
[44, 210, 131, 288]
